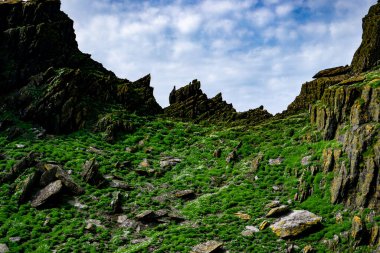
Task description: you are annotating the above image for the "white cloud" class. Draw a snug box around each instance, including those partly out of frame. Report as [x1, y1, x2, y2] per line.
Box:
[61, 0, 378, 114]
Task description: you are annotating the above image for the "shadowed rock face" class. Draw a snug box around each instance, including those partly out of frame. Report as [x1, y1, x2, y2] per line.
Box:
[165, 79, 272, 125]
[351, 2, 380, 73]
[0, 0, 161, 133]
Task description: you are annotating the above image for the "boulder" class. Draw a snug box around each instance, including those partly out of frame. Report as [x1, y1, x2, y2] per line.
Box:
[31, 180, 63, 208]
[160, 157, 181, 168]
[136, 210, 157, 223]
[270, 210, 322, 238]
[175, 190, 196, 200]
[81, 159, 106, 187]
[191, 240, 223, 253]
[266, 205, 290, 218]
[0, 244, 9, 253]
[18, 171, 41, 204]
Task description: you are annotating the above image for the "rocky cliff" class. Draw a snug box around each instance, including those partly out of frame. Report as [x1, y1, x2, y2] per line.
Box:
[0, 0, 161, 133]
[164, 79, 272, 125]
[291, 1, 380, 209]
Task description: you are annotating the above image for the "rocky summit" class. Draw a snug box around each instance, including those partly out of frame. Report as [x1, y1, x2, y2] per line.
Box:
[0, 0, 379, 252]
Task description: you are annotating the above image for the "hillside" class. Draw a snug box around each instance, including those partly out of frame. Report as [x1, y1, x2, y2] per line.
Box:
[0, 0, 379, 253]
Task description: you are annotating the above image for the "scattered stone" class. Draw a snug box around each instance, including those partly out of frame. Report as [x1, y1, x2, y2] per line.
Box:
[125, 146, 137, 153]
[286, 244, 300, 253]
[301, 156, 312, 166]
[55, 168, 84, 195]
[272, 185, 280, 191]
[259, 220, 270, 230]
[136, 210, 157, 222]
[302, 245, 314, 253]
[0, 243, 9, 253]
[245, 226, 259, 232]
[266, 205, 290, 218]
[226, 150, 237, 163]
[9, 237, 21, 243]
[117, 215, 138, 229]
[160, 156, 181, 168]
[269, 157, 283, 165]
[254, 175, 259, 181]
[85, 219, 104, 231]
[270, 210, 322, 238]
[131, 238, 150, 244]
[87, 146, 105, 155]
[18, 171, 41, 204]
[109, 179, 132, 190]
[15, 144, 25, 148]
[175, 190, 196, 200]
[213, 149, 221, 158]
[31, 180, 63, 208]
[191, 240, 223, 253]
[110, 191, 123, 213]
[241, 230, 255, 237]
[0, 152, 39, 184]
[234, 212, 251, 220]
[251, 152, 263, 172]
[139, 159, 150, 168]
[335, 212, 343, 223]
[82, 159, 106, 187]
[67, 197, 87, 209]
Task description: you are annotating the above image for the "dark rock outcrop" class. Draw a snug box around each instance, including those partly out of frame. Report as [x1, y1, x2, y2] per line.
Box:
[0, 0, 161, 133]
[351, 2, 380, 73]
[165, 79, 272, 124]
[310, 81, 379, 209]
[82, 159, 106, 187]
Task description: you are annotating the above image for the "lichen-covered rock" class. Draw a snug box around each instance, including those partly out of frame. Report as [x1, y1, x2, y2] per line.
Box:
[81, 159, 106, 187]
[266, 205, 290, 218]
[351, 216, 368, 245]
[270, 210, 322, 238]
[191, 240, 223, 253]
[31, 180, 63, 208]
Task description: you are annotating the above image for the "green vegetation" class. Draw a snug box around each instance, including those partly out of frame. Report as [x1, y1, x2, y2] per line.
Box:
[0, 111, 377, 252]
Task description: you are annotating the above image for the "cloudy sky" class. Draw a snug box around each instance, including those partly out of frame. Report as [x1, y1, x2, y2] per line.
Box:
[61, 0, 377, 113]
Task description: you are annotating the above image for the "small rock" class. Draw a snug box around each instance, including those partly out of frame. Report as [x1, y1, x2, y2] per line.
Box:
[234, 212, 251, 220]
[15, 144, 25, 148]
[31, 180, 63, 208]
[191, 240, 223, 253]
[111, 191, 123, 213]
[82, 159, 106, 187]
[269, 157, 283, 165]
[270, 210, 322, 238]
[131, 238, 150, 244]
[259, 220, 270, 230]
[335, 212, 343, 223]
[136, 210, 156, 222]
[245, 226, 259, 232]
[302, 245, 314, 253]
[0, 243, 9, 253]
[109, 179, 132, 190]
[226, 150, 237, 163]
[213, 149, 221, 158]
[251, 152, 263, 172]
[18, 171, 41, 204]
[9, 237, 21, 243]
[175, 190, 196, 200]
[125, 146, 136, 153]
[87, 146, 105, 155]
[85, 219, 104, 231]
[286, 244, 299, 253]
[272, 185, 280, 191]
[301, 156, 312, 166]
[139, 159, 150, 168]
[266, 205, 290, 218]
[241, 230, 255, 237]
[67, 197, 87, 209]
[160, 157, 181, 168]
[254, 175, 259, 181]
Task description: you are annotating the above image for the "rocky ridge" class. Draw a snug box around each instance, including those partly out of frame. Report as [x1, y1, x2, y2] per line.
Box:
[0, 0, 161, 133]
[165, 79, 272, 125]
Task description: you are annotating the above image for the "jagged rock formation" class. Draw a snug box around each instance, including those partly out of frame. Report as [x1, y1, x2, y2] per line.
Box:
[165, 79, 272, 124]
[0, 0, 161, 133]
[311, 80, 379, 209]
[351, 2, 380, 73]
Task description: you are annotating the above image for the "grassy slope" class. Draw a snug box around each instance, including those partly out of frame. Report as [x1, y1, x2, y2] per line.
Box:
[1, 70, 380, 252]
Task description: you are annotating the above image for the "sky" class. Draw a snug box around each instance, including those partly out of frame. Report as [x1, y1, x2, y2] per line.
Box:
[61, 0, 377, 114]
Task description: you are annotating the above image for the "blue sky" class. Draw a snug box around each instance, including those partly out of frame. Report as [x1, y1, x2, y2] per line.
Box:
[61, 0, 377, 113]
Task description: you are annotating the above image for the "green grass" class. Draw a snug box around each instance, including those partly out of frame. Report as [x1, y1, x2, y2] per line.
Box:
[0, 111, 378, 253]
